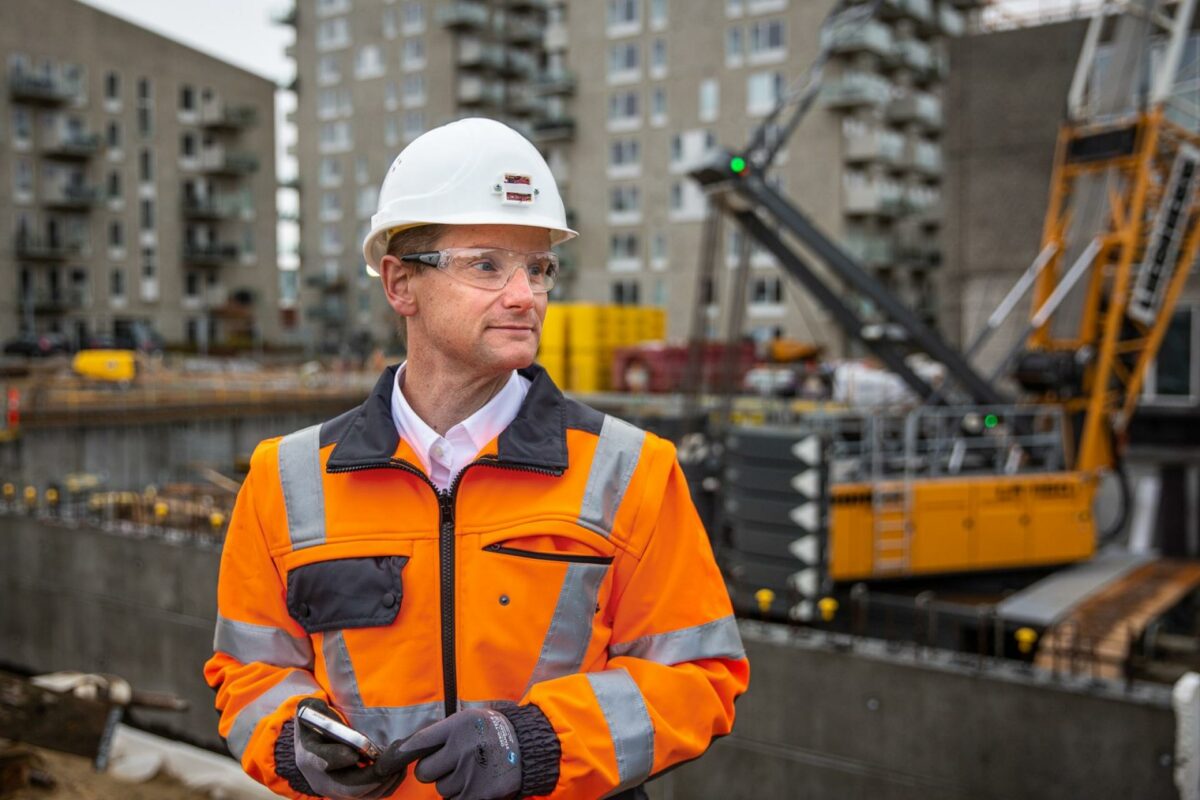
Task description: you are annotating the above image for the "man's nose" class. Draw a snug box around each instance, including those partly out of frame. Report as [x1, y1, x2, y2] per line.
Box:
[500, 264, 536, 307]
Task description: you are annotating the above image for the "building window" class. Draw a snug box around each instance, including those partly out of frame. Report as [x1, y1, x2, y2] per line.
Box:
[318, 87, 352, 119]
[608, 90, 640, 122]
[106, 120, 121, 149]
[105, 70, 120, 102]
[320, 120, 352, 153]
[403, 38, 426, 69]
[13, 157, 32, 195]
[404, 110, 425, 140]
[403, 73, 425, 106]
[357, 186, 378, 218]
[609, 232, 639, 260]
[726, 26, 744, 66]
[322, 224, 343, 255]
[383, 6, 399, 38]
[318, 55, 342, 86]
[355, 155, 370, 184]
[137, 105, 153, 137]
[355, 45, 385, 79]
[137, 77, 151, 101]
[140, 199, 154, 230]
[608, 42, 639, 78]
[320, 157, 342, 186]
[107, 170, 122, 199]
[138, 149, 153, 182]
[110, 269, 126, 299]
[142, 246, 156, 279]
[751, 276, 784, 304]
[11, 107, 31, 145]
[609, 138, 641, 169]
[180, 84, 195, 111]
[109, 220, 124, 248]
[650, 39, 667, 76]
[747, 70, 784, 115]
[321, 191, 342, 220]
[181, 132, 196, 157]
[700, 276, 716, 305]
[611, 280, 641, 304]
[607, 0, 640, 27]
[186, 271, 201, 298]
[317, 17, 351, 51]
[749, 18, 785, 58]
[651, 231, 667, 262]
[699, 78, 720, 122]
[650, 0, 667, 28]
[726, 0, 744, 16]
[385, 80, 399, 110]
[609, 185, 641, 213]
[650, 86, 667, 122]
[403, 1, 425, 32]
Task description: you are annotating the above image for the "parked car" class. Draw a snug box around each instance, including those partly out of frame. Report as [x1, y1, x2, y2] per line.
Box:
[82, 322, 164, 354]
[2, 333, 72, 358]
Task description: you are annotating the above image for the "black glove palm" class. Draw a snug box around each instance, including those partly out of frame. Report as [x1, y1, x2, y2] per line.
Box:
[290, 698, 410, 800]
[399, 708, 522, 800]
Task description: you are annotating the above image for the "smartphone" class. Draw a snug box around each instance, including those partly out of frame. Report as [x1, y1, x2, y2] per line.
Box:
[297, 705, 383, 762]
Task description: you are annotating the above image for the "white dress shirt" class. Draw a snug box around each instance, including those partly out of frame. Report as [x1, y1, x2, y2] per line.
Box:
[390, 362, 531, 491]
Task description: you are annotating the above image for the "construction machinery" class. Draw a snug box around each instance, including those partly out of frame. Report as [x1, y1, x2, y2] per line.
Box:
[688, 0, 1200, 611]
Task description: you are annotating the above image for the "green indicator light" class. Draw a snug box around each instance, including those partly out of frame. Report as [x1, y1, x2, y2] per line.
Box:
[730, 156, 747, 173]
[984, 414, 999, 429]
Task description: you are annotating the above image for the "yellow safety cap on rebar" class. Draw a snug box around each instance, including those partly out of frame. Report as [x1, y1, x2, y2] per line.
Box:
[23, 486, 36, 503]
[3, 483, 14, 499]
[45, 488, 59, 504]
[819, 597, 839, 622]
[1015, 627, 1038, 655]
[755, 588, 775, 614]
[154, 501, 169, 520]
[209, 512, 226, 529]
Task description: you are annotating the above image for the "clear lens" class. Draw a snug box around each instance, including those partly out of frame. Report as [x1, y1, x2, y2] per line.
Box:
[440, 248, 558, 293]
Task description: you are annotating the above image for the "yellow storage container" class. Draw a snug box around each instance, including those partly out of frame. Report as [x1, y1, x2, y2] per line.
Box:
[568, 304, 605, 349]
[73, 350, 136, 383]
[538, 353, 567, 388]
[540, 304, 568, 353]
[569, 349, 608, 393]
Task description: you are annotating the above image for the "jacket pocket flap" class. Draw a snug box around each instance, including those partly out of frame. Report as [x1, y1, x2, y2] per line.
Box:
[286, 556, 407, 634]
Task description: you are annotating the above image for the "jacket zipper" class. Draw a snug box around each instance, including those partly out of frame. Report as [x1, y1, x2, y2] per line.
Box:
[328, 455, 563, 719]
[483, 543, 614, 565]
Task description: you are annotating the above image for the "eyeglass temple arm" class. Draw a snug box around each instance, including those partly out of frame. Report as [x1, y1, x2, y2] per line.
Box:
[399, 252, 442, 267]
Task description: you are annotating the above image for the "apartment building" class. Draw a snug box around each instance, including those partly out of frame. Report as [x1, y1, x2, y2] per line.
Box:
[284, 0, 566, 352]
[287, 0, 978, 353]
[1, 0, 280, 351]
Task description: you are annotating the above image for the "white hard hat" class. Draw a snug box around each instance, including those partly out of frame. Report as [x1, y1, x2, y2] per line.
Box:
[362, 117, 577, 277]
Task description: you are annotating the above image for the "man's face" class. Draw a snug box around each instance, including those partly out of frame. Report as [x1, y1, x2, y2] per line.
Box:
[389, 224, 552, 377]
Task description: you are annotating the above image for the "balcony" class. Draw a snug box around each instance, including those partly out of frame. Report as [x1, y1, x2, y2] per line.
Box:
[199, 147, 260, 175]
[200, 102, 257, 130]
[306, 302, 348, 323]
[8, 69, 80, 105]
[532, 115, 576, 143]
[822, 72, 893, 110]
[503, 0, 549, 10]
[43, 183, 100, 211]
[499, 49, 538, 79]
[43, 129, 101, 160]
[940, 5, 965, 36]
[896, 231, 941, 269]
[535, 69, 576, 96]
[182, 194, 247, 220]
[182, 242, 242, 266]
[305, 273, 349, 293]
[458, 38, 507, 71]
[504, 14, 543, 45]
[843, 176, 905, 217]
[911, 140, 942, 176]
[895, 39, 934, 75]
[824, 20, 894, 58]
[888, 91, 942, 131]
[843, 234, 897, 269]
[29, 288, 87, 314]
[15, 233, 84, 261]
[457, 75, 504, 107]
[508, 86, 543, 116]
[844, 126, 906, 168]
[271, 3, 297, 25]
[438, 1, 489, 30]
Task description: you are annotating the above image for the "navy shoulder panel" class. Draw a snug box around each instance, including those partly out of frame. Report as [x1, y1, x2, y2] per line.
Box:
[319, 406, 360, 448]
[562, 397, 605, 435]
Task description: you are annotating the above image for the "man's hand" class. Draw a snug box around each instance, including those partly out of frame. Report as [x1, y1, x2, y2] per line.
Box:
[290, 698, 410, 800]
[399, 708, 522, 800]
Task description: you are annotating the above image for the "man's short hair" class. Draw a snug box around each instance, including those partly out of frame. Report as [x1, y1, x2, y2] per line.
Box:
[385, 224, 446, 263]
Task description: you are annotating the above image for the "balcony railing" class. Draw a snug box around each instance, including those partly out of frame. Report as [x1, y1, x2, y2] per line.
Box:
[503, 0, 549, 10]
[500, 49, 538, 78]
[457, 75, 504, 106]
[822, 72, 893, 109]
[458, 39, 507, 71]
[199, 148, 260, 175]
[43, 184, 100, 210]
[182, 242, 241, 265]
[843, 177, 905, 217]
[438, 1, 489, 29]
[200, 103, 257, 129]
[940, 4, 965, 36]
[43, 130, 101, 159]
[28, 288, 87, 313]
[844, 127, 906, 167]
[896, 40, 934, 74]
[824, 20, 894, 58]
[888, 91, 943, 130]
[182, 194, 248, 220]
[532, 115, 576, 143]
[15, 233, 84, 260]
[844, 234, 897, 268]
[8, 70, 81, 104]
[504, 15, 543, 44]
[535, 69, 576, 96]
[911, 141, 943, 176]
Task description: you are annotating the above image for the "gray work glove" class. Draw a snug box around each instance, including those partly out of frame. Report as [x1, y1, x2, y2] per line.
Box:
[286, 698, 410, 800]
[399, 708, 522, 800]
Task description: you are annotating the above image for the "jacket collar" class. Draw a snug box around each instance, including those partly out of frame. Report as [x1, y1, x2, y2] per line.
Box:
[326, 363, 568, 473]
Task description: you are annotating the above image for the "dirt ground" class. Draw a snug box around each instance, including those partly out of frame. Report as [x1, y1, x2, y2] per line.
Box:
[7, 746, 211, 800]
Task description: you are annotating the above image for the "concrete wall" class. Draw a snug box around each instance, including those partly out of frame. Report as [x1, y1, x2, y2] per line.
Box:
[942, 21, 1087, 367]
[651, 623, 1180, 799]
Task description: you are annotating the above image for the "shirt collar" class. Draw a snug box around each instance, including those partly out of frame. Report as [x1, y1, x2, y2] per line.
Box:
[389, 362, 529, 473]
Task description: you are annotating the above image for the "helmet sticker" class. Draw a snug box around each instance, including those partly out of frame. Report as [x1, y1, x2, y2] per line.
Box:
[497, 172, 536, 206]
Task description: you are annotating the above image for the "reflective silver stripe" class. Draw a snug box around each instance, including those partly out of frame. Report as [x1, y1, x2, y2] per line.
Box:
[587, 669, 654, 795]
[524, 562, 610, 693]
[226, 670, 320, 760]
[322, 630, 366, 709]
[608, 615, 745, 666]
[578, 416, 646, 538]
[278, 424, 325, 549]
[343, 701, 444, 748]
[213, 615, 314, 670]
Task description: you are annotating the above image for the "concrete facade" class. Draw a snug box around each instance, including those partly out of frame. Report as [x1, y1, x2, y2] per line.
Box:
[287, 0, 975, 356]
[0, 0, 281, 350]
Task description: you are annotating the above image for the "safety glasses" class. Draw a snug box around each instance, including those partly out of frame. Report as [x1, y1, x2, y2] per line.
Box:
[400, 247, 559, 293]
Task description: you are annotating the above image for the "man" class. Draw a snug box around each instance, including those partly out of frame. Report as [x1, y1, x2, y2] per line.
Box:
[205, 118, 749, 800]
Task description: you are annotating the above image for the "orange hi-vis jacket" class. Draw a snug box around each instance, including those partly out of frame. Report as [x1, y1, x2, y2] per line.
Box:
[204, 365, 749, 798]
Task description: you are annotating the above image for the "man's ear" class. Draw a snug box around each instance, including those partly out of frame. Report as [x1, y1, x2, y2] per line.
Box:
[379, 255, 418, 318]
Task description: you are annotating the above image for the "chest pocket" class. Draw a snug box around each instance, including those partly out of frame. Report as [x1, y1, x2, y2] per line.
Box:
[286, 556, 408, 635]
